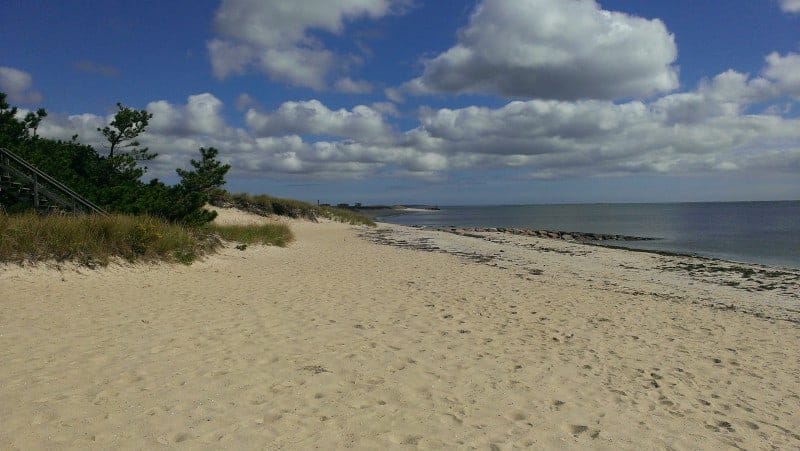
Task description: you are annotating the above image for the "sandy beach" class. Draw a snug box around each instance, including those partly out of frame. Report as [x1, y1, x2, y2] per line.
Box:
[1, 210, 798, 449]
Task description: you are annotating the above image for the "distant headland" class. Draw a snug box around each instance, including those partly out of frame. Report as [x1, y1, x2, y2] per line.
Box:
[317, 202, 440, 218]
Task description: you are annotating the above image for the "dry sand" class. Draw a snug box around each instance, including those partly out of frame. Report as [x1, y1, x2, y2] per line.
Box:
[1, 208, 798, 449]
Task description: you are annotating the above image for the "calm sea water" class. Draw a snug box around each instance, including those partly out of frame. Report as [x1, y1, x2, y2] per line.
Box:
[379, 201, 800, 269]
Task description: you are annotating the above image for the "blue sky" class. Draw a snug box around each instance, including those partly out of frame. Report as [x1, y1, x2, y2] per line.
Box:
[1, 0, 799, 205]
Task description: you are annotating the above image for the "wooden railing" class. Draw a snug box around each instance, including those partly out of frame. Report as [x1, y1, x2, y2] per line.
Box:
[0, 147, 107, 215]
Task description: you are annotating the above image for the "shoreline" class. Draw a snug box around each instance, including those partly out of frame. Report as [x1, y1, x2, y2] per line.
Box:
[377, 221, 800, 272]
[426, 224, 800, 273]
[365, 223, 800, 324]
[1, 216, 798, 448]
[371, 200, 800, 271]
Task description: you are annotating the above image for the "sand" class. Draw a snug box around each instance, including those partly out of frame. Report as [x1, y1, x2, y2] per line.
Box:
[1, 209, 798, 449]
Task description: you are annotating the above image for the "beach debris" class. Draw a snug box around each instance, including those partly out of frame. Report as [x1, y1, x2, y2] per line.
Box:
[301, 365, 330, 374]
[717, 420, 735, 432]
[571, 425, 589, 436]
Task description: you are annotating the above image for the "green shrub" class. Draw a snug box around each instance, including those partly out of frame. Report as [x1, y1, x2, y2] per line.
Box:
[1, 93, 228, 226]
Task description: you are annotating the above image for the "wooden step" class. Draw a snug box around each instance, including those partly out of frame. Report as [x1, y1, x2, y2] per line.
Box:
[1, 147, 107, 215]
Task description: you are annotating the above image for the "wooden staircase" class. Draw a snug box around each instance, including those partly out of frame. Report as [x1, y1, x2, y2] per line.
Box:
[0, 147, 107, 215]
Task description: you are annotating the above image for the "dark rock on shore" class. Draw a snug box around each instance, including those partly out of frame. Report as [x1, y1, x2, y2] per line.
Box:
[434, 227, 654, 242]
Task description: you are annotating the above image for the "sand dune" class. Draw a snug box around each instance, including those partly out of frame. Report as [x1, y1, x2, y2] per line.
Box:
[1, 213, 798, 449]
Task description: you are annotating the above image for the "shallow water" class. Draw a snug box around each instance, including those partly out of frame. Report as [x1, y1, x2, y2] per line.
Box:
[380, 201, 800, 269]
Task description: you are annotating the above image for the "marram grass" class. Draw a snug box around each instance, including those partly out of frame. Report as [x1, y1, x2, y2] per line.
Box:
[207, 223, 293, 247]
[0, 213, 214, 266]
[223, 192, 376, 226]
[0, 213, 292, 267]
[318, 205, 376, 226]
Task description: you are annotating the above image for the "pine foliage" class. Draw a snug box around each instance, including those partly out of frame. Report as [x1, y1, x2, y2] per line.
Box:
[0, 92, 228, 225]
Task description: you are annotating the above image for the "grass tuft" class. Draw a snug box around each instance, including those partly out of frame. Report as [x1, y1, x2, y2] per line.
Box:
[317, 206, 376, 226]
[1, 190, 369, 267]
[208, 223, 293, 247]
[0, 213, 218, 266]
[214, 192, 375, 226]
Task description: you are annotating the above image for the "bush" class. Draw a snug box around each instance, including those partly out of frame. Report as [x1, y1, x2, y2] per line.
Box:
[1, 93, 228, 226]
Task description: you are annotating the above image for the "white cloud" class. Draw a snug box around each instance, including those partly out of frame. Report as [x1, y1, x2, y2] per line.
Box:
[245, 99, 392, 142]
[408, 89, 800, 178]
[235, 93, 258, 112]
[147, 93, 227, 136]
[208, 0, 405, 89]
[384, 87, 404, 103]
[34, 52, 800, 183]
[763, 51, 800, 98]
[37, 112, 105, 146]
[405, 0, 678, 100]
[334, 77, 373, 94]
[651, 70, 775, 124]
[34, 95, 437, 179]
[370, 101, 400, 116]
[0, 66, 43, 104]
[780, 0, 800, 13]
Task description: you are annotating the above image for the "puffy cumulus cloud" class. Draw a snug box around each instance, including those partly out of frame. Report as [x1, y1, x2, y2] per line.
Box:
[147, 93, 227, 136]
[409, 90, 800, 178]
[245, 99, 393, 143]
[0, 66, 43, 104]
[33, 109, 202, 177]
[763, 51, 800, 98]
[780, 0, 800, 13]
[36, 112, 106, 146]
[405, 0, 678, 100]
[32, 57, 800, 184]
[208, 0, 405, 89]
[651, 70, 775, 125]
[34, 95, 442, 179]
[33, 95, 233, 177]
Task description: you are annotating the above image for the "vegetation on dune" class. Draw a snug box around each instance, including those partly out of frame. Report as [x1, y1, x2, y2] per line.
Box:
[0, 91, 366, 266]
[207, 223, 293, 247]
[318, 206, 376, 226]
[214, 192, 376, 226]
[0, 214, 294, 266]
[0, 213, 215, 266]
[1, 94, 228, 225]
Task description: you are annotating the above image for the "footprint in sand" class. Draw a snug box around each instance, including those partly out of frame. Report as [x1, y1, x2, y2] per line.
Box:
[174, 432, 191, 443]
[570, 424, 589, 436]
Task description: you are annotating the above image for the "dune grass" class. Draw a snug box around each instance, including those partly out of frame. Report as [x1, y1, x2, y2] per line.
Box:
[0, 213, 295, 267]
[1, 191, 365, 267]
[317, 205, 377, 226]
[219, 192, 376, 226]
[0, 213, 216, 266]
[207, 223, 293, 247]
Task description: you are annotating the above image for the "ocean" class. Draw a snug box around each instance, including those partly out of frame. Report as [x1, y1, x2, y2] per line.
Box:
[378, 201, 800, 269]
